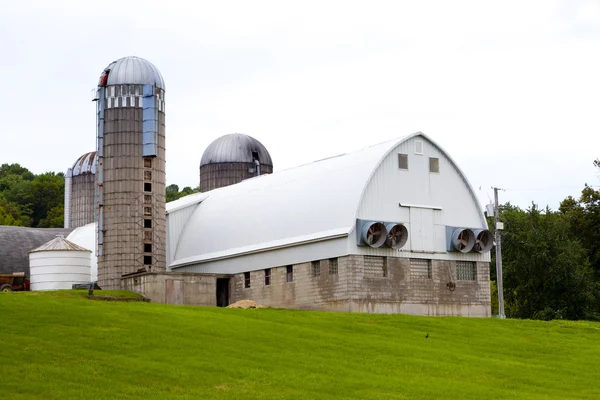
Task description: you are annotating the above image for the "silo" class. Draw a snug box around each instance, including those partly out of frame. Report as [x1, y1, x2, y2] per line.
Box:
[199, 133, 273, 192]
[95, 56, 166, 290]
[64, 151, 97, 229]
[29, 236, 91, 291]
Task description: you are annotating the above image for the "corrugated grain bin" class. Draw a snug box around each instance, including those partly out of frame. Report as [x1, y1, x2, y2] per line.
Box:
[28, 236, 92, 291]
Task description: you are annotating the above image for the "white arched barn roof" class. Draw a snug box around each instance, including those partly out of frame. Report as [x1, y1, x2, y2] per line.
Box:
[169, 133, 487, 273]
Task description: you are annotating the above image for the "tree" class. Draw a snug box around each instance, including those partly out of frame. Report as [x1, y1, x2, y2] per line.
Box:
[166, 184, 199, 202]
[499, 203, 598, 320]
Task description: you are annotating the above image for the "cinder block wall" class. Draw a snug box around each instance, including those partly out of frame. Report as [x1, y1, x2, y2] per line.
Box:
[232, 256, 491, 316]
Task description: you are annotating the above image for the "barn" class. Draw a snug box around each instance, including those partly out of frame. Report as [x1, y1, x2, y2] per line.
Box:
[157, 132, 492, 316]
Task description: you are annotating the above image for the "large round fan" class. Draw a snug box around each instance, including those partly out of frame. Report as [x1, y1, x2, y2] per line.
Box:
[361, 222, 386, 248]
[385, 223, 408, 249]
[451, 228, 475, 253]
[473, 229, 493, 253]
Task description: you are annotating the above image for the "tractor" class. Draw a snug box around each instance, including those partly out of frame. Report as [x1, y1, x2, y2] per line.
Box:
[0, 272, 30, 292]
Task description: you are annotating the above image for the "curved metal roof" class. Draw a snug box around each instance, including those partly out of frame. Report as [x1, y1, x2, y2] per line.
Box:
[71, 151, 97, 176]
[170, 133, 487, 269]
[171, 137, 401, 268]
[0, 226, 74, 275]
[200, 133, 273, 166]
[100, 56, 165, 89]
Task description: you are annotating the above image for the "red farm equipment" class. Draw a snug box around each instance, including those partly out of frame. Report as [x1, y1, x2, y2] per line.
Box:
[0, 272, 30, 292]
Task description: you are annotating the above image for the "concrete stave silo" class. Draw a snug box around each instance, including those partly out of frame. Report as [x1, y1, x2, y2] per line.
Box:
[95, 56, 166, 290]
[199, 133, 273, 192]
[64, 151, 97, 229]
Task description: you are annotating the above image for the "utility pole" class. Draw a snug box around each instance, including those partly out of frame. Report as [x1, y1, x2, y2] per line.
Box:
[493, 187, 505, 318]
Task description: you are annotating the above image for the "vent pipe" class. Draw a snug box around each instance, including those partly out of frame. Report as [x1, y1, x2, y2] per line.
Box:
[254, 159, 261, 176]
[64, 168, 73, 228]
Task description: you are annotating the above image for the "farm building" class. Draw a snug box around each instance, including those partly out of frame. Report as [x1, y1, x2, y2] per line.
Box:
[0, 55, 492, 316]
[0, 226, 73, 276]
[151, 132, 492, 316]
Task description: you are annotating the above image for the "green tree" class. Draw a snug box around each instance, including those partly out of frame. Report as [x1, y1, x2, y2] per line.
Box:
[166, 184, 199, 202]
[499, 203, 598, 320]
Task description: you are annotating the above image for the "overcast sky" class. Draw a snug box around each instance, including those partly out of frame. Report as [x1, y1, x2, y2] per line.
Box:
[1, 0, 599, 210]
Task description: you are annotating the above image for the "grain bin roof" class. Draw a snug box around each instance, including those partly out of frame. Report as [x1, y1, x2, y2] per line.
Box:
[0, 226, 74, 275]
[29, 236, 91, 253]
[100, 56, 165, 89]
[200, 133, 273, 166]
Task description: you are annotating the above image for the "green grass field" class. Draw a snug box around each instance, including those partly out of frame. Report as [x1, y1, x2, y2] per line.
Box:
[1, 291, 599, 399]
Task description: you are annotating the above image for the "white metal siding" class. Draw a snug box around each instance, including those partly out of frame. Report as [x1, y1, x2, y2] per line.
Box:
[355, 136, 490, 262]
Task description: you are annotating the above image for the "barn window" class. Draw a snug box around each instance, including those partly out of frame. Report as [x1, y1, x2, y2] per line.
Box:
[144, 243, 152, 253]
[398, 153, 408, 170]
[144, 170, 152, 180]
[329, 258, 338, 275]
[143, 231, 152, 241]
[144, 158, 152, 168]
[410, 259, 432, 279]
[414, 140, 424, 155]
[429, 157, 440, 173]
[144, 195, 152, 204]
[144, 219, 152, 228]
[456, 261, 476, 281]
[143, 255, 152, 265]
[286, 265, 294, 282]
[264, 269, 271, 285]
[364, 256, 387, 278]
[244, 272, 251, 288]
[144, 206, 152, 216]
[144, 182, 152, 192]
[311, 261, 320, 277]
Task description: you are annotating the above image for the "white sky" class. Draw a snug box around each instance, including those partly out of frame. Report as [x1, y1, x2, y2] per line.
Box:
[1, 0, 599, 210]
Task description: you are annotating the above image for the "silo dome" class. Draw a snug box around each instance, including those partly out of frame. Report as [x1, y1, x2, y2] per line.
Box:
[64, 151, 97, 229]
[71, 151, 97, 176]
[99, 56, 165, 89]
[199, 133, 274, 192]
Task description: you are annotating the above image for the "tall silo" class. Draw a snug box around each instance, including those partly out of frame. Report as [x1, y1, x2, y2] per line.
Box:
[95, 56, 166, 290]
[199, 133, 273, 192]
[64, 151, 97, 229]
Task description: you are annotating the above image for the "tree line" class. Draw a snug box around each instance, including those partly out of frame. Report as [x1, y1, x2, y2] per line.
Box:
[489, 159, 600, 321]
[0, 163, 199, 228]
[1, 161, 599, 321]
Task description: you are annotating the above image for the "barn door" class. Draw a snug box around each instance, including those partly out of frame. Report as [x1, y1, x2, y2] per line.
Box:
[409, 207, 442, 252]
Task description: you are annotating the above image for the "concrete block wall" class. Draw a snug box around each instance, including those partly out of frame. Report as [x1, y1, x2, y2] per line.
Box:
[232, 257, 352, 311]
[122, 272, 216, 306]
[232, 255, 491, 316]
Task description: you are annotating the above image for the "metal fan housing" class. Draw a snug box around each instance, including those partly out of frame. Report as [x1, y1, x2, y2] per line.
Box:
[472, 229, 493, 253]
[450, 228, 475, 253]
[360, 221, 387, 248]
[385, 223, 408, 249]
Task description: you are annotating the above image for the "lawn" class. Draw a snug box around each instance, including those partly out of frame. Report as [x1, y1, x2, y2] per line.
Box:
[1, 291, 599, 399]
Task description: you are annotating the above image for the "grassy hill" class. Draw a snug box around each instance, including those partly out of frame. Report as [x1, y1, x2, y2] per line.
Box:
[1, 291, 599, 399]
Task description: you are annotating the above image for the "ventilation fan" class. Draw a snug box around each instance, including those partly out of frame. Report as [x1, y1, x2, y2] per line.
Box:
[385, 223, 408, 249]
[451, 228, 475, 253]
[473, 229, 493, 253]
[361, 222, 386, 248]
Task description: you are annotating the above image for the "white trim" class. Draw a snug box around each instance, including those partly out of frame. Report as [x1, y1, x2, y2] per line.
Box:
[399, 203, 443, 210]
[170, 229, 349, 268]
